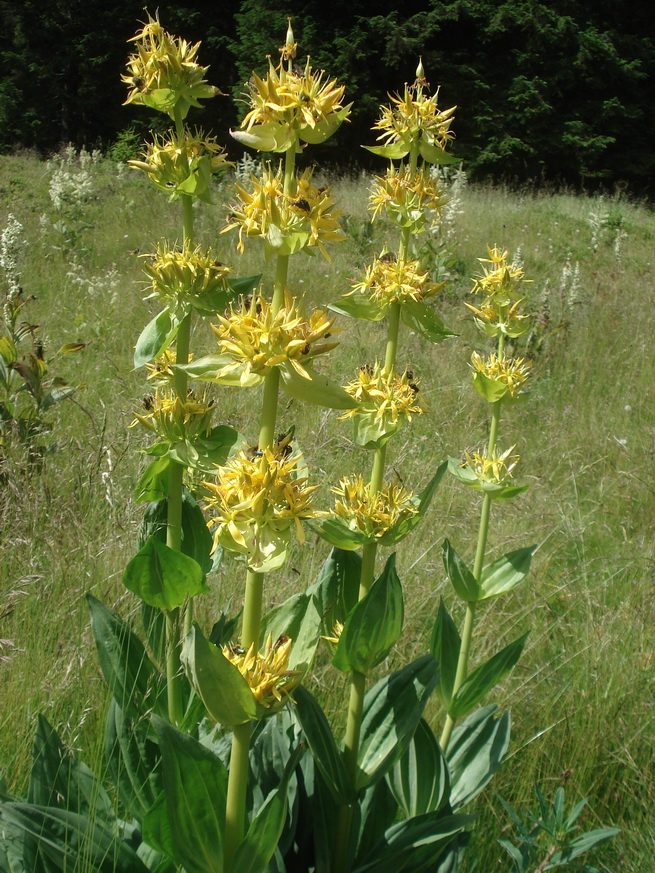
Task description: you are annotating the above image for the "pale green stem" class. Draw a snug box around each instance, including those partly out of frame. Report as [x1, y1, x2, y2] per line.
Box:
[440, 336, 506, 750]
[224, 140, 298, 868]
[165, 608, 183, 725]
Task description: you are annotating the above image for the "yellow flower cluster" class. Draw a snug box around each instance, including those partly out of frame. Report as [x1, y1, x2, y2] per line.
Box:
[222, 634, 302, 709]
[225, 166, 343, 259]
[369, 166, 447, 230]
[332, 475, 417, 539]
[340, 363, 426, 423]
[131, 389, 214, 442]
[470, 351, 531, 397]
[461, 445, 519, 486]
[122, 14, 220, 118]
[466, 246, 532, 337]
[203, 437, 325, 571]
[372, 84, 455, 150]
[211, 291, 339, 385]
[348, 255, 441, 307]
[129, 129, 230, 200]
[143, 242, 230, 311]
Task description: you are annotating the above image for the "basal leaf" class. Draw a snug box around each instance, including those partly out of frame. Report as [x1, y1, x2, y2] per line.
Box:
[387, 719, 450, 819]
[446, 705, 511, 808]
[430, 599, 461, 708]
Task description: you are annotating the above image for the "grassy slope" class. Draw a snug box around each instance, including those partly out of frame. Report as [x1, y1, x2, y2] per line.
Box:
[1, 152, 654, 870]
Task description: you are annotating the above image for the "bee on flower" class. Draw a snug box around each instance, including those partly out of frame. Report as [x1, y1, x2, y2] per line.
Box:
[122, 13, 222, 119]
[222, 633, 302, 711]
[203, 438, 327, 572]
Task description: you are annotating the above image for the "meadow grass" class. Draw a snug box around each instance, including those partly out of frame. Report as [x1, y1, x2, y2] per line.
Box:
[1, 150, 654, 870]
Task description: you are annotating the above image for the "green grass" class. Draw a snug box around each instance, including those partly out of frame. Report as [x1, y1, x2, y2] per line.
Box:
[2, 150, 654, 870]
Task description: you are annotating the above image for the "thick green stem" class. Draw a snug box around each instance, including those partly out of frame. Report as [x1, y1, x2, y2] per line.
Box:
[224, 138, 298, 868]
[440, 337, 506, 750]
[165, 609, 183, 725]
[224, 721, 251, 868]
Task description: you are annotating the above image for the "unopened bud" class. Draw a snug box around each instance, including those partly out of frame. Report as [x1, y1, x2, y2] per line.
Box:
[416, 57, 425, 80]
[286, 19, 294, 49]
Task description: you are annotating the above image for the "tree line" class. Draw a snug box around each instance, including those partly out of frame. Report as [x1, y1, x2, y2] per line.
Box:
[1, 0, 654, 191]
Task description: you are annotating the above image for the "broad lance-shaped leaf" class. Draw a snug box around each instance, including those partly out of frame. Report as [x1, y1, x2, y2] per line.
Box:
[123, 535, 208, 611]
[86, 594, 162, 719]
[401, 299, 456, 345]
[328, 295, 387, 322]
[357, 655, 438, 791]
[446, 705, 511, 809]
[259, 590, 322, 669]
[430, 598, 461, 708]
[478, 545, 536, 600]
[387, 719, 450, 819]
[134, 308, 179, 369]
[309, 515, 369, 551]
[134, 456, 171, 503]
[279, 362, 358, 409]
[104, 699, 159, 820]
[332, 553, 404, 674]
[139, 491, 214, 576]
[167, 424, 244, 473]
[448, 633, 528, 720]
[181, 624, 259, 726]
[442, 539, 479, 602]
[226, 743, 306, 873]
[308, 547, 362, 636]
[292, 686, 353, 804]
[145, 717, 228, 873]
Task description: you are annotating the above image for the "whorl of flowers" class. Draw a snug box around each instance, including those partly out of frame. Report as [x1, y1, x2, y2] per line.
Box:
[347, 254, 442, 309]
[332, 475, 418, 540]
[203, 435, 326, 571]
[122, 13, 221, 119]
[222, 634, 302, 710]
[461, 445, 519, 487]
[224, 165, 344, 259]
[470, 352, 531, 397]
[466, 246, 532, 337]
[369, 165, 448, 231]
[211, 291, 340, 386]
[142, 242, 231, 313]
[340, 363, 426, 424]
[373, 84, 455, 149]
[129, 129, 231, 201]
[131, 389, 214, 442]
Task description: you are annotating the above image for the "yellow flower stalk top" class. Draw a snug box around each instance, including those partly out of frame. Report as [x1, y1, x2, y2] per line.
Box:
[340, 362, 426, 448]
[369, 165, 448, 232]
[224, 165, 344, 259]
[129, 129, 231, 203]
[347, 254, 442, 311]
[222, 634, 302, 711]
[470, 351, 531, 400]
[232, 26, 351, 153]
[131, 388, 214, 442]
[142, 242, 231, 315]
[209, 290, 340, 387]
[332, 475, 418, 540]
[203, 436, 326, 572]
[123, 13, 221, 119]
[467, 246, 532, 337]
[462, 445, 520, 487]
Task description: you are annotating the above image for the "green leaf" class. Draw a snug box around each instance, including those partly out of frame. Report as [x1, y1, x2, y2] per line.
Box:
[139, 490, 215, 577]
[86, 594, 161, 719]
[550, 827, 620, 865]
[309, 515, 370, 550]
[449, 634, 528, 719]
[141, 791, 175, 859]
[387, 719, 450, 818]
[446, 705, 511, 808]
[40, 385, 76, 411]
[309, 547, 362, 635]
[259, 591, 322, 670]
[472, 372, 508, 403]
[351, 811, 470, 873]
[167, 425, 243, 473]
[352, 409, 402, 450]
[362, 141, 411, 160]
[0, 803, 150, 872]
[442, 539, 479, 602]
[28, 716, 114, 822]
[292, 686, 353, 804]
[378, 461, 447, 546]
[134, 309, 179, 369]
[446, 457, 529, 500]
[299, 105, 351, 144]
[104, 699, 159, 820]
[479, 546, 536, 600]
[279, 362, 357, 409]
[430, 599, 461, 708]
[123, 536, 207, 611]
[357, 655, 438, 791]
[332, 553, 404, 673]
[418, 138, 460, 165]
[226, 743, 306, 873]
[328, 296, 386, 322]
[181, 624, 258, 726]
[227, 274, 262, 296]
[151, 716, 228, 873]
[134, 456, 171, 503]
[401, 300, 456, 345]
